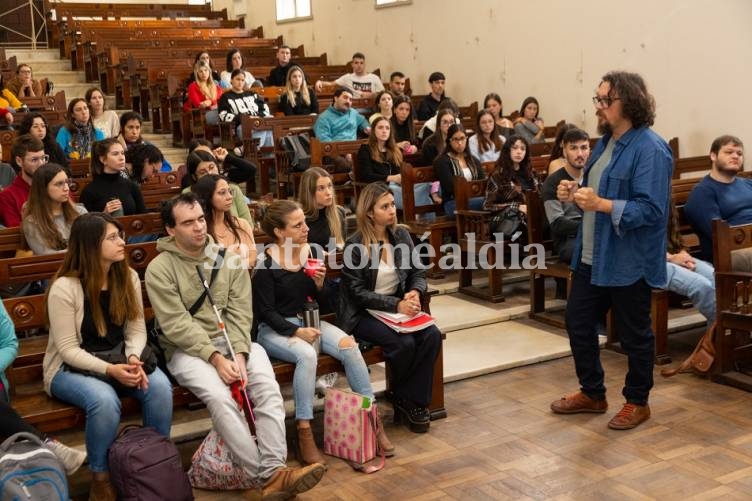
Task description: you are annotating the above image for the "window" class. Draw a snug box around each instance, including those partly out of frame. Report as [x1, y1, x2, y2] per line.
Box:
[276, 0, 311, 22]
[375, 0, 412, 8]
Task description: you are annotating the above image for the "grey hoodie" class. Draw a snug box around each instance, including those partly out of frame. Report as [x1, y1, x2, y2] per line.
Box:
[145, 236, 252, 362]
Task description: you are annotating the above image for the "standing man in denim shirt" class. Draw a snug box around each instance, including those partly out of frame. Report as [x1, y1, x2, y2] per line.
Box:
[549, 71, 673, 430]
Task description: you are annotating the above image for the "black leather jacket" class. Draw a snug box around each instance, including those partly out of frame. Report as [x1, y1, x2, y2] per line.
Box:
[337, 226, 427, 334]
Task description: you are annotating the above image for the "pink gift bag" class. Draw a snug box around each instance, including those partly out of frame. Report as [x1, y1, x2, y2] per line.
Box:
[323, 388, 385, 473]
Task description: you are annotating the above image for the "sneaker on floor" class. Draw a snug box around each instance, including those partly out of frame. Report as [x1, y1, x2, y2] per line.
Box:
[44, 438, 86, 475]
[234, 145, 244, 157]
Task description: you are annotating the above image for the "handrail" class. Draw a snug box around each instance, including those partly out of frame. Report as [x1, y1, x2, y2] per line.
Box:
[0, 0, 48, 49]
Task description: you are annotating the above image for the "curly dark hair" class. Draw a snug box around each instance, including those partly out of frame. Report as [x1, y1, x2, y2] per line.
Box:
[493, 134, 534, 186]
[601, 71, 655, 128]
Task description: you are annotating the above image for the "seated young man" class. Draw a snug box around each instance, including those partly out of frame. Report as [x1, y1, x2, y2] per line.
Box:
[146, 193, 326, 499]
[417, 72, 447, 121]
[315, 52, 384, 98]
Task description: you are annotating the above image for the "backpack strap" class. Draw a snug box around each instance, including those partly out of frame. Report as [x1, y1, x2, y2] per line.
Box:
[188, 248, 226, 316]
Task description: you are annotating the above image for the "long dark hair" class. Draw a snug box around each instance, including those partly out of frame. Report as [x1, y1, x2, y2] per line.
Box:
[19, 112, 55, 152]
[192, 174, 249, 244]
[519, 96, 540, 119]
[390, 95, 415, 142]
[49, 213, 140, 336]
[23, 163, 81, 251]
[493, 134, 533, 186]
[475, 109, 503, 153]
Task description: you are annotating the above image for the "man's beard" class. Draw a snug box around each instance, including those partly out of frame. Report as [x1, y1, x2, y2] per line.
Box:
[597, 120, 612, 135]
[715, 159, 742, 178]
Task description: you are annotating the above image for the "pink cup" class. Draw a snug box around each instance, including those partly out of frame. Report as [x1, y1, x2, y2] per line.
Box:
[304, 258, 324, 277]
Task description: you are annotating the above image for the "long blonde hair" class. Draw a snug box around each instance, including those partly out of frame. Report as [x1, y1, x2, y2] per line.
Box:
[355, 182, 397, 257]
[283, 65, 311, 108]
[193, 61, 218, 101]
[298, 167, 344, 246]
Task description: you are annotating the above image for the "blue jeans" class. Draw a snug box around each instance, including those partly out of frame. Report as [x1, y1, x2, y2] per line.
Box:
[50, 367, 173, 472]
[390, 182, 433, 211]
[257, 317, 373, 420]
[443, 196, 484, 217]
[664, 259, 715, 324]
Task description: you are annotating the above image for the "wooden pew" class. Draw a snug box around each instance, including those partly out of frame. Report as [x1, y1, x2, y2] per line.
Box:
[309, 138, 365, 205]
[240, 114, 317, 197]
[709, 219, 752, 391]
[400, 164, 453, 279]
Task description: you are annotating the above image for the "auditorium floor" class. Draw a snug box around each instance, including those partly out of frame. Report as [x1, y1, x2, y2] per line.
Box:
[186, 324, 752, 501]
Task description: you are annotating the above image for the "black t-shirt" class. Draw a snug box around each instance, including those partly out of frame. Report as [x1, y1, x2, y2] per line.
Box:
[80, 291, 124, 352]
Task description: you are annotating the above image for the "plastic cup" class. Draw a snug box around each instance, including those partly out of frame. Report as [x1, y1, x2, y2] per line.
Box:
[304, 258, 324, 277]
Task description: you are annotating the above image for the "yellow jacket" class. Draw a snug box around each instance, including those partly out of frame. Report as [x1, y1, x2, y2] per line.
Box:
[0, 89, 22, 109]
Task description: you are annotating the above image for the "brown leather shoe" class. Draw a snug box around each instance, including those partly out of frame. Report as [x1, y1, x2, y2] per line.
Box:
[89, 477, 116, 501]
[607, 403, 651, 430]
[262, 463, 326, 501]
[297, 426, 327, 466]
[550, 391, 608, 414]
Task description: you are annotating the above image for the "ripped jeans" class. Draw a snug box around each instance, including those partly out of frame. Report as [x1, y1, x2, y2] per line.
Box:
[257, 317, 373, 420]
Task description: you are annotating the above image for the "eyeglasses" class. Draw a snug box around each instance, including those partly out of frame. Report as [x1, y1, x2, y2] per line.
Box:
[27, 154, 49, 164]
[51, 179, 71, 189]
[592, 96, 621, 109]
[19, 69, 32, 74]
[104, 231, 126, 243]
[451, 136, 467, 143]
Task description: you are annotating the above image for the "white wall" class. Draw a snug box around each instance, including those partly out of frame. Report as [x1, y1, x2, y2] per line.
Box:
[215, 0, 752, 157]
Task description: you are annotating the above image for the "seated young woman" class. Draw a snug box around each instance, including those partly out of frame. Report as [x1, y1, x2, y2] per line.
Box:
[483, 92, 515, 139]
[184, 61, 223, 126]
[368, 90, 394, 124]
[187, 138, 256, 188]
[358, 116, 431, 210]
[182, 149, 253, 226]
[484, 134, 539, 238]
[279, 65, 318, 116]
[298, 166, 346, 255]
[252, 200, 393, 465]
[87, 87, 120, 139]
[22, 163, 87, 255]
[217, 69, 273, 150]
[390, 95, 418, 155]
[125, 143, 164, 184]
[338, 182, 442, 433]
[116, 112, 172, 172]
[79, 138, 147, 216]
[433, 123, 486, 217]
[0, 300, 87, 475]
[421, 108, 456, 166]
[42, 212, 173, 500]
[18, 112, 69, 169]
[56, 98, 106, 160]
[192, 174, 257, 269]
[513, 96, 545, 144]
[468, 109, 505, 164]
[219, 48, 256, 91]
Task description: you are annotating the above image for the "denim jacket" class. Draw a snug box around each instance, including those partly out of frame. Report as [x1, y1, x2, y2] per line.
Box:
[571, 126, 673, 287]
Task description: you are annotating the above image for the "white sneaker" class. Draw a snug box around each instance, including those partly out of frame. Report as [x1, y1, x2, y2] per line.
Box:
[315, 372, 339, 397]
[44, 438, 87, 475]
[233, 145, 244, 157]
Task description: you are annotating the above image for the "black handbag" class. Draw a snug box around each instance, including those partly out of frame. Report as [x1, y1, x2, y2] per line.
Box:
[66, 341, 159, 391]
[490, 206, 526, 240]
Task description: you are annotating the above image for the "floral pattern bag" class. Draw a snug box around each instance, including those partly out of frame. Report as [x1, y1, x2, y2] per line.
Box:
[323, 388, 385, 473]
[187, 429, 255, 490]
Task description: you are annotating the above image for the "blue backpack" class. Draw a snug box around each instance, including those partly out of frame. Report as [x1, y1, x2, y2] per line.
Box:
[0, 432, 68, 500]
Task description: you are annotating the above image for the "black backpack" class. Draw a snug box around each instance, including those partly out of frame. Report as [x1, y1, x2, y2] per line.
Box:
[0, 432, 68, 500]
[280, 133, 311, 172]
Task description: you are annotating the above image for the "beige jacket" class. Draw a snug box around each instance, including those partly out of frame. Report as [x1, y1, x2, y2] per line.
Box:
[42, 269, 146, 395]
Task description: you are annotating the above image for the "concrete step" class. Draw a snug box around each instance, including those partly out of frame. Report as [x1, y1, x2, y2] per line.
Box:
[43, 70, 87, 84]
[6, 48, 60, 61]
[53, 83, 95, 102]
[18, 59, 71, 73]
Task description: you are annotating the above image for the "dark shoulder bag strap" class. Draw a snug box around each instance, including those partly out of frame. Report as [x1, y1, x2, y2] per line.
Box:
[188, 248, 226, 315]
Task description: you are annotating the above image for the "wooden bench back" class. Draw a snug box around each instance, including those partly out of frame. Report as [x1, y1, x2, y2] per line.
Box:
[674, 155, 711, 179]
[52, 3, 228, 21]
[401, 163, 444, 221]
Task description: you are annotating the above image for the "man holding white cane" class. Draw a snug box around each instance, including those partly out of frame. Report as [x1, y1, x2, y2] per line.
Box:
[146, 192, 325, 499]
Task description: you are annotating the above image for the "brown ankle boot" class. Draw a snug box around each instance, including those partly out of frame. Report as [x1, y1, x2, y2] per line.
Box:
[297, 426, 326, 466]
[89, 477, 116, 501]
[375, 410, 395, 457]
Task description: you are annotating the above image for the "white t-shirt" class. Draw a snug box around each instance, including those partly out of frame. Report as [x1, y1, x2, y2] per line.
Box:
[374, 244, 399, 295]
[334, 72, 384, 97]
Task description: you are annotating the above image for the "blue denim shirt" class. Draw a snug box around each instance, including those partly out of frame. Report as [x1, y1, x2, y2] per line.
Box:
[571, 126, 673, 287]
